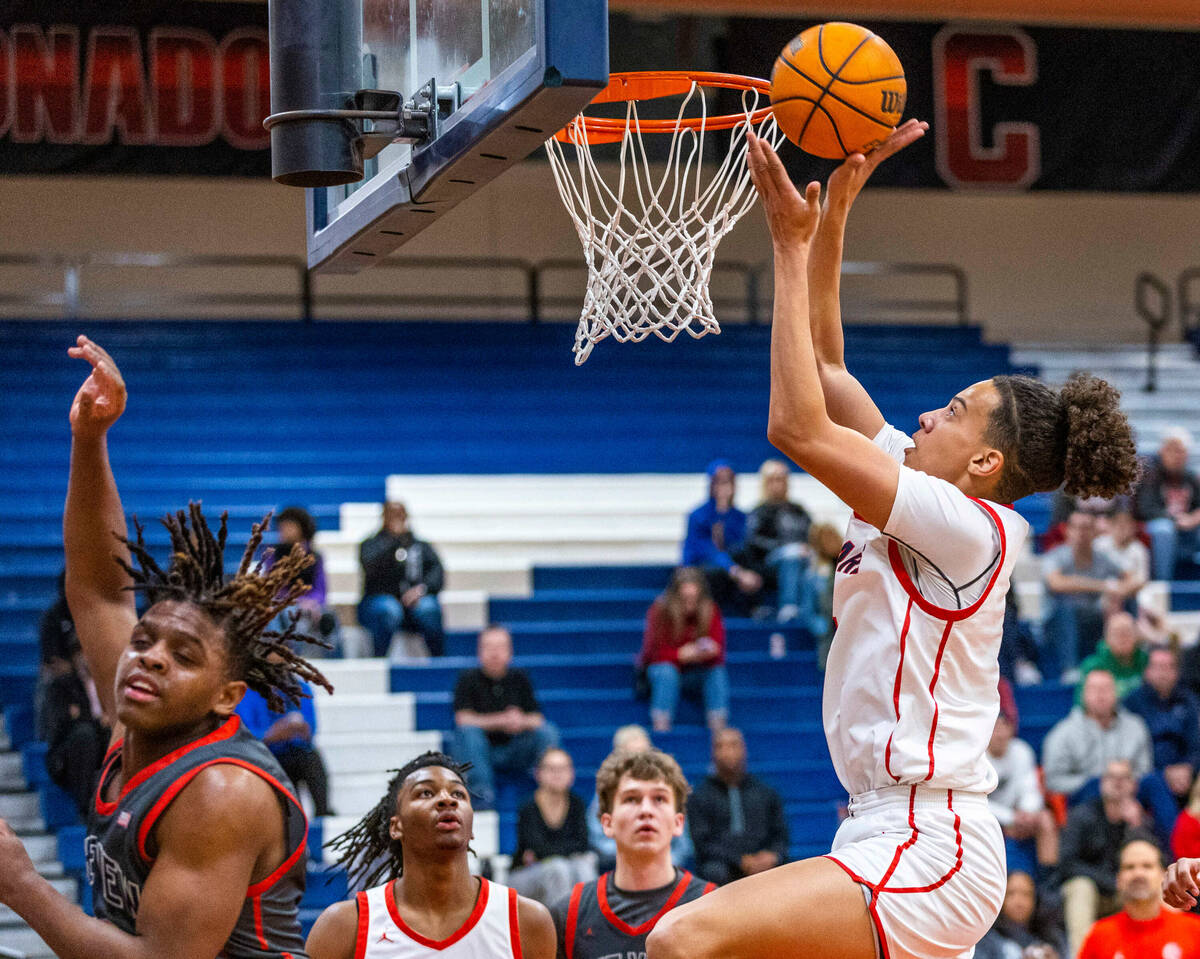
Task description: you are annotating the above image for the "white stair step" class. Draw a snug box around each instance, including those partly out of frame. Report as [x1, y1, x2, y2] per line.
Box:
[0, 793, 42, 830]
[0, 754, 26, 791]
[314, 694, 415, 736]
[325, 587, 486, 632]
[316, 731, 443, 775]
[311, 660, 390, 698]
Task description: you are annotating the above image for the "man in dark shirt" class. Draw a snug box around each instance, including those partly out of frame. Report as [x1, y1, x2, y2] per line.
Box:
[689, 728, 789, 885]
[549, 749, 712, 959]
[357, 500, 446, 656]
[1123, 645, 1200, 803]
[451, 624, 558, 808]
[1136, 429, 1200, 580]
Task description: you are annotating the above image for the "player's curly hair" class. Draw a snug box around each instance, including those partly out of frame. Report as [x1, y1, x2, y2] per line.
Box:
[117, 502, 332, 712]
[326, 751, 473, 890]
[987, 373, 1140, 504]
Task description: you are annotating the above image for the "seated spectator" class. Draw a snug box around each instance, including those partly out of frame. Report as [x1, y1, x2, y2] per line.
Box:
[1043, 669, 1176, 847]
[1123, 644, 1200, 805]
[1041, 511, 1137, 681]
[1171, 775, 1200, 860]
[236, 676, 333, 817]
[682, 460, 762, 616]
[1135, 428, 1200, 581]
[358, 499, 445, 657]
[451, 624, 558, 809]
[1077, 836, 1200, 959]
[986, 692, 1057, 877]
[587, 725, 693, 873]
[638, 567, 730, 733]
[807, 522, 843, 670]
[1059, 760, 1157, 956]
[37, 571, 82, 739]
[267, 506, 340, 654]
[743, 459, 813, 624]
[507, 747, 597, 906]
[1095, 507, 1150, 597]
[975, 870, 1066, 959]
[689, 728, 788, 885]
[1075, 611, 1148, 703]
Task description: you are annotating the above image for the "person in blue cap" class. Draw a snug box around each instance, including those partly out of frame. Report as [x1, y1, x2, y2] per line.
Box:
[681, 460, 763, 616]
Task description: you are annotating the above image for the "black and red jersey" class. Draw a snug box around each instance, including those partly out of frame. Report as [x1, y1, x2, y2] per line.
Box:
[86, 714, 309, 958]
[551, 869, 713, 959]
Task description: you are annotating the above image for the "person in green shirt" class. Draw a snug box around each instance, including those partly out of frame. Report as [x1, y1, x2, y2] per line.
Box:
[1076, 611, 1149, 703]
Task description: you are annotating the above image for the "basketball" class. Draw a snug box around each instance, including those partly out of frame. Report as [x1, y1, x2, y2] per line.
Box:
[770, 22, 906, 159]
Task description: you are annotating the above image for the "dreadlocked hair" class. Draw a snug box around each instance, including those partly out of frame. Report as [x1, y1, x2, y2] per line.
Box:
[326, 751, 473, 890]
[987, 373, 1141, 503]
[116, 502, 333, 712]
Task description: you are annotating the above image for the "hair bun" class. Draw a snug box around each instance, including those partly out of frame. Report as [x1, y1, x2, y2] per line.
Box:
[1059, 372, 1141, 499]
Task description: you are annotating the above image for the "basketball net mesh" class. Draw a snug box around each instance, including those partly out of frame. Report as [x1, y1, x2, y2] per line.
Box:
[546, 83, 783, 364]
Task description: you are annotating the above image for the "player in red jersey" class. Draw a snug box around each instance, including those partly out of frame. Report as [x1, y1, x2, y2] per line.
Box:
[306, 750, 555, 959]
[0, 337, 330, 958]
[646, 125, 1140, 959]
[1081, 837, 1200, 958]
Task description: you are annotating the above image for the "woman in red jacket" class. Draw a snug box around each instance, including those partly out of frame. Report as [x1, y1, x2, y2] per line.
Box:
[639, 567, 729, 733]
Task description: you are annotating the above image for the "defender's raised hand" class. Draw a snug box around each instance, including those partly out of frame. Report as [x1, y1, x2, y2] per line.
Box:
[747, 130, 822, 250]
[825, 119, 928, 214]
[68, 336, 126, 439]
[1163, 856, 1200, 910]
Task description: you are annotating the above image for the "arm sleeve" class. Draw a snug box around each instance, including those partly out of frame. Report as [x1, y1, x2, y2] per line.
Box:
[744, 507, 778, 557]
[683, 507, 734, 570]
[517, 672, 542, 714]
[708, 607, 726, 663]
[640, 604, 678, 666]
[452, 671, 476, 713]
[764, 786, 790, 860]
[359, 533, 396, 573]
[309, 553, 328, 606]
[421, 543, 445, 595]
[1041, 721, 1088, 796]
[513, 801, 536, 863]
[687, 788, 727, 868]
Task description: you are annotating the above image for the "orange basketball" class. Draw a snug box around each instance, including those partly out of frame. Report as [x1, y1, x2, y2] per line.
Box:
[770, 22, 906, 159]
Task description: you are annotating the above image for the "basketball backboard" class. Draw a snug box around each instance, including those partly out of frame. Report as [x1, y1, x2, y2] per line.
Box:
[267, 0, 609, 274]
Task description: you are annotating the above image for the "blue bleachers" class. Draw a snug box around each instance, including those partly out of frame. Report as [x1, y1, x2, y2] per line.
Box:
[0, 318, 1073, 915]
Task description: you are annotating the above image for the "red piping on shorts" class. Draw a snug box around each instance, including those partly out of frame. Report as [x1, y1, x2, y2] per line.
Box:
[823, 856, 892, 959]
[883, 790, 965, 893]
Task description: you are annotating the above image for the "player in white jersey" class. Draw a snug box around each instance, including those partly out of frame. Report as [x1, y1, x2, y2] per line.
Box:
[306, 751, 555, 959]
[647, 122, 1140, 959]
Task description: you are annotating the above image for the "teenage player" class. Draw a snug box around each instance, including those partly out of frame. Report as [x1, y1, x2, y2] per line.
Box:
[646, 123, 1140, 959]
[306, 750, 556, 959]
[550, 749, 712, 959]
[0, 336, 331, 958]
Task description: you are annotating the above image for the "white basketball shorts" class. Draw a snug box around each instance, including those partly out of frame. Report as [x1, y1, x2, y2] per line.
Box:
[825, 784, 1006, 959]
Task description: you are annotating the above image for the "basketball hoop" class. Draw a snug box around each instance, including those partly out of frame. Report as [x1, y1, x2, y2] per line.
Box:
[545, 71, 782, 364]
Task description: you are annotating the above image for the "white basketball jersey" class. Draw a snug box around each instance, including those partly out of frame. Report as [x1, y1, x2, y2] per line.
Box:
[355, 877, 520, 959]
[823, 424, 1030, 798]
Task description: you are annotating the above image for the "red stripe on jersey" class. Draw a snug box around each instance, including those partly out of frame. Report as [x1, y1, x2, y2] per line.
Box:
[822, 857, 892, 959]
[354, 891, 370, 959]
[923, 619, 956, 782]
[564, 882, 583, 959]
[596, 871, 694, 936]
[252, 895, 268, 950]
[508, 886, 523, 959]
[93, 748, 124, 817]
[96, 715, 242, 817]
[885, 497, 1008, 623]
[703, 882, 716, 894]
[883, 599, 914, 781]
[384, 876, 490, 950]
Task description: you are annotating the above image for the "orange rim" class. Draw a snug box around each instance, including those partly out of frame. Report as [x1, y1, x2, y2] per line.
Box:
[554, 70, 773, 145]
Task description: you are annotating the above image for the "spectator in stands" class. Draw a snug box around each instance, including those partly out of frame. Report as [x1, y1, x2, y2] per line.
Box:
[1124, 645, 1200, 806]
[267, 506, 341, 655]
[236, 675, 333, 817]
[451, 624, 558, 809]
[1042, 669, 1176, 846]
[37, 571, 82, 738]
[1171, 775, 1200, 860]
[682, 460, 762, 616]
[807, 521, 843, 669]
[976, 870, 1066, 959]
[587, 725, 693, 872]
[638, 567, 730, 733]
[358, 500, 446, 657]
[1075, 611, 1148, 703]
[689, 728, 789, 885]
[1058, 760, 1157, 956]
[986, 691, 1057, 877]
[743, 459, 813, 623]
[1077, 836, 1200, 959]
[1041, 511, 1137, 681]
[1000, 586, 1043, 686]
[1095, 507, 1150, 597]
[1136, 428, 1200, 581]
[507, 747, 597, 906]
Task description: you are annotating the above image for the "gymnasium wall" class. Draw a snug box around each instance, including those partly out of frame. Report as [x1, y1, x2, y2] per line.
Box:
[0, 161, 1197, 344]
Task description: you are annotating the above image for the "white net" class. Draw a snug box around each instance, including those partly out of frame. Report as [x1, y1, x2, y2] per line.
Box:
[545, 79, 783, 364]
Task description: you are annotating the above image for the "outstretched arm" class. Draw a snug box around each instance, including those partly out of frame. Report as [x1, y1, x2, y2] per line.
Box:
[748, 133, 899, 531]
[807, 120, 928, 437]
[63, 336, 136, 727]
